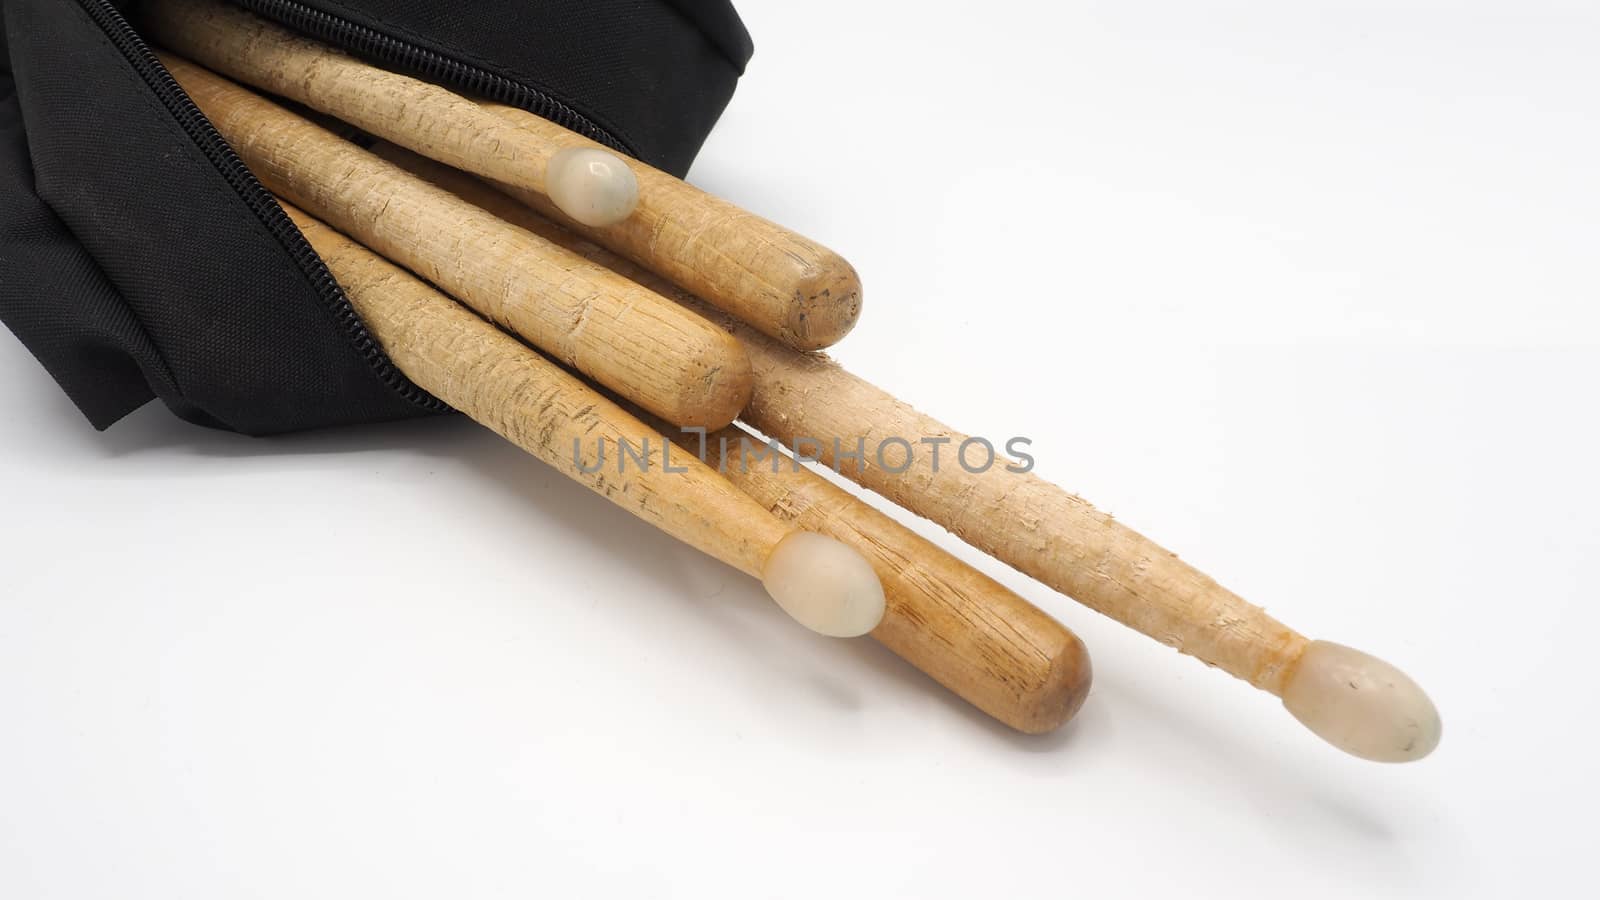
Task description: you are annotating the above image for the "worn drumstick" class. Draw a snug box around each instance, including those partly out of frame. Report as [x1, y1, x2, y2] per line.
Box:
[693, 425, 1092, 733]
[368, 148, 1093, 733]
[161, 55, 750, 431]
[696, 308, 1442, 762]
[279, 202, 884, 638]
[145, 0, 863, 352]
[145, 0, 637, 225]
[390, 152, 1439, 761]
[682, 308, 1440, 762]
[375, 142, 1093, 732]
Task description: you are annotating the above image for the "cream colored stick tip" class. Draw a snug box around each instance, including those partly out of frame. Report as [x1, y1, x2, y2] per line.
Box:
[761, 532, 886, 638]
[1281, 640, 1441, 762]
[545, 146, 639, 227]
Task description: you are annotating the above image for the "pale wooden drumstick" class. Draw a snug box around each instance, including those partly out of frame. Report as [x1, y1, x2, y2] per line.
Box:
[678, 306, 1441, 762]
[695, 306, 1443, 762]
[280, 202, 884, 638]
[386, 149, 1438, 761]
[688, 425, 1092, 733]
[161, 55, 750, 431]
[144, 0, 863, 352]
[373, 143, 1094, 733]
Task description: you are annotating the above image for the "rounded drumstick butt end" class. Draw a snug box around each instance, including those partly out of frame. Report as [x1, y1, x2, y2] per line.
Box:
[546, 146, 639, 227]
[782, 257, 863, 352]
[1015, 632, 1094, 735]
[661, 332, 754, 432]
[762, 532, 886, 638]
[1281, 640, 1441, 763]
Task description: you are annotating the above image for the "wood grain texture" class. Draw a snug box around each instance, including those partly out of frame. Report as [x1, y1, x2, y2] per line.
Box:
[385, 149, 1311, 695]
[144, 0, 862, 352]
[484, 106, 862, 352]
[161, 55, 751, 431]
[730, 345, 1312, 695]
[280, 203, 787, 579]
[379, 145, 1091, 731]
[693, 426, 1091, 733]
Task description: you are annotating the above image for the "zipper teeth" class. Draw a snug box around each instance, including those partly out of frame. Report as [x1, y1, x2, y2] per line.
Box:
[238, 0, 633, 155]
[77, 0, 447, 413]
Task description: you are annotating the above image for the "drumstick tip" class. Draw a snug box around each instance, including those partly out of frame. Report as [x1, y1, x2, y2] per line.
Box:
[1281, 640, 1441, 762]
[546, 146, 639, 227]
[762, 532, 886, 638]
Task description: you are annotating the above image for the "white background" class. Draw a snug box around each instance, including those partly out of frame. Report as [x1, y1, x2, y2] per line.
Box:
[3, 1, 1597, 897]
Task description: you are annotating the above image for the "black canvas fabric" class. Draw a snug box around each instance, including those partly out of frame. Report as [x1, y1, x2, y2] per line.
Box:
[0, 0, 752, 434]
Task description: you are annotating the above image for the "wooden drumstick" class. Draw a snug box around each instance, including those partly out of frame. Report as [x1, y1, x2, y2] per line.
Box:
[374, 143, 1093, 732]
[389, 150, 1439, 761]
[279, 202, 884, 639]
[692, 425, 1091, 733]
[696, 314, 1442, 762]
[144, 0, 863, 352]
[685, 311, 1440, 762]
[161, 55, 751, 431]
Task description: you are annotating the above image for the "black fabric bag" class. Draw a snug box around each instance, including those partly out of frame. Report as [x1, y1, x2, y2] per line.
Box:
[0, 0, 752, 434]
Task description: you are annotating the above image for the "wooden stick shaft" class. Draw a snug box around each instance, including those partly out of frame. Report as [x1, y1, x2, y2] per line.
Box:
[733, 348, 1312, 694]
[279, 204, 786, 579]
[145, 0, 863, 352]
[294, 192, 1087, 731]
[694, 426, 1092, 733]
[482, 105, 862, 352]
[384, 148, 1310, 694]
[375, 145, 1094, 731]
[162, 55, 752, 431]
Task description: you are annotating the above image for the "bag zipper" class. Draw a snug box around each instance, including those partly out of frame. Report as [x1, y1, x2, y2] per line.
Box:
[74, 0, 447, 413]
[236, 0, 632, 155]
[76, 0, 640, 414]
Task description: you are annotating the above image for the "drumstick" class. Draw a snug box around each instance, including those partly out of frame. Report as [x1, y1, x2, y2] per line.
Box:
[279, 202, 884, 639]
[144, 0, 863, 352]
[694, 425, 1092, 733]
[388, 151, 1439, 762]
[306, 151, 1088, 733]
[160, 55, 751, 432]
[698, 314, 1442, 762]
[684, 311, 1440, 762]
[375, 143, 1093, 733]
